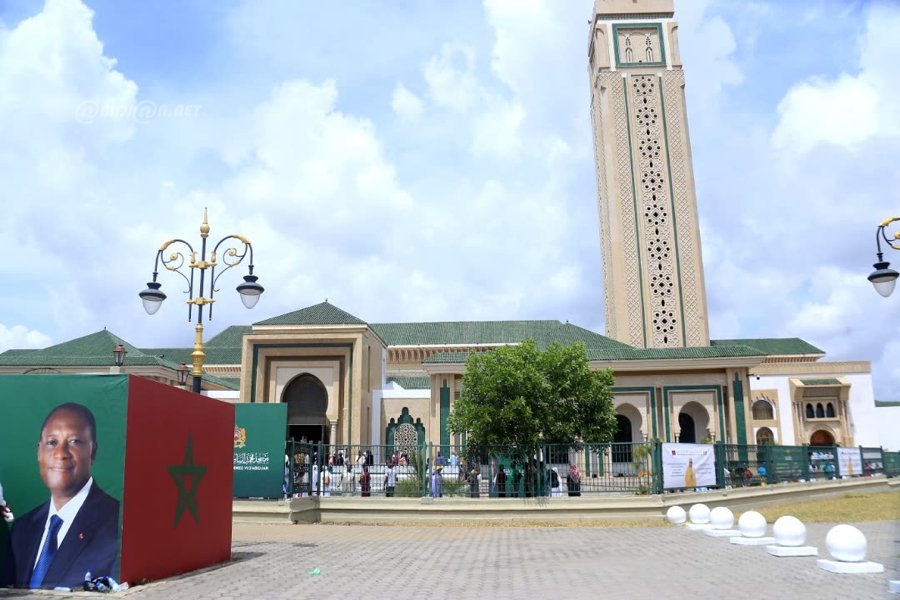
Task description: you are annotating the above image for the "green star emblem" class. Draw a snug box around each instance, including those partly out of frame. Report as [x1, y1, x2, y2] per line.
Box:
[168, 433, 207, 527]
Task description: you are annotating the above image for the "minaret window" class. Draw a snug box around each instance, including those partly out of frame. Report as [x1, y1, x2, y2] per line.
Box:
[815, 403, 825, 418]
[826, 402, 836, 418]
[624, 36, 634, 63]
[645, 36, 654, 62]
[805, 403, 815, 418]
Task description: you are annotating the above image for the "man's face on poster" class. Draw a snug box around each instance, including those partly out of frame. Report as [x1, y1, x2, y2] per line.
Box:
[37, 407, 95, 504]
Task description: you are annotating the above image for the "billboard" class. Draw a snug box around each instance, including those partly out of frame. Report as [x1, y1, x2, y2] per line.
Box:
[233, 403, 287, 498]
[0, 374, 234, 590]
[0, 375, 127, 590]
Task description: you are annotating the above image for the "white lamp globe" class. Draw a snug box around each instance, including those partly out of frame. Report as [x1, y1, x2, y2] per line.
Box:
[688, 503, 710, 524]
[826, 524, 867, 562]
[709, 506, 735, 530]
[772, 516, 806, 547]
[738, 511, 767, 537]
[666, 505, 687, 525]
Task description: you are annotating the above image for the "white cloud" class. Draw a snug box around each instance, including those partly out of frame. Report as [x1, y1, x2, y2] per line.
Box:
[772, 75, 878, 156]
[391, 83, 423, 120]
[771, 4, 900, 159]
[424, 43, 479, 112]
[0, 324, 53, 351]
[471, 98, 524, 159]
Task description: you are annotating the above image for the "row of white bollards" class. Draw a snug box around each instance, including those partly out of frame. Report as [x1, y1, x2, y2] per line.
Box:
[666, 503, 889, 579]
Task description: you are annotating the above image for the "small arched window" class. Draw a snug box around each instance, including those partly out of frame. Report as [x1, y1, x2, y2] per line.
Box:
[752, 399, 774, 420]
[756, 427, 774, 445]
[645, 36, 654, 62]
[826, 402, 836, 418]
[806, 403, 815, 418]
[624, 36, 634, 63]
[815, 403, 825, 418]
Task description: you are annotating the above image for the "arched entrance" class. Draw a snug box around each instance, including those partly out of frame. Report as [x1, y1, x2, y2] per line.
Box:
[612, 414, 633, 463]
[678, 413, 696, 443]
[283, 373, 329, 444]
[810, 429, 835, 446]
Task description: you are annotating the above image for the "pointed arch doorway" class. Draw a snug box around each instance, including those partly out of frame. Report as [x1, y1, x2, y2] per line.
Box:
[283, 373, 330, 444]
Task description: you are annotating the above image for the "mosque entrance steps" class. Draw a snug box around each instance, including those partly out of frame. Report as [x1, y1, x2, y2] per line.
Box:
[232, 477, 897, 525]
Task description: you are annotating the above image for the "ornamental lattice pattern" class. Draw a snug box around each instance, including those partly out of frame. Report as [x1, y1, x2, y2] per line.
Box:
[630, 75, 680, 347]
[661, 70, 705, 346]
[394, 423, 418, 454]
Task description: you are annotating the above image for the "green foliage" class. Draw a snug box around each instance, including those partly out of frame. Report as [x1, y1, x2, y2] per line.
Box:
[448, 340, 617, 459]
[394, 478, 423, 497]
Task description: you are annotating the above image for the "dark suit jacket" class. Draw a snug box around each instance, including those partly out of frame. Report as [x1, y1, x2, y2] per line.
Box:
[1, 481, 120, 589]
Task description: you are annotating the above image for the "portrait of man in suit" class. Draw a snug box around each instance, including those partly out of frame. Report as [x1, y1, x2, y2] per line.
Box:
[1, 402, 119, 589]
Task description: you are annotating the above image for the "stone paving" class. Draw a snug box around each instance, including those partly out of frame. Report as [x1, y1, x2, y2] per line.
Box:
[2, 520, 897, 599]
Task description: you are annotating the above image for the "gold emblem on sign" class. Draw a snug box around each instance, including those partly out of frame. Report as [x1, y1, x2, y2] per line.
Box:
[234, 426, 247, 449]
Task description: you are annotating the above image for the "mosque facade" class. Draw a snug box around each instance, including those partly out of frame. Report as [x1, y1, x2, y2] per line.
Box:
[0, 0, 894, 452]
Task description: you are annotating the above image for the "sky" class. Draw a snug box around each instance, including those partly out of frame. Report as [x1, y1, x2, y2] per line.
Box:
[1, 0, 899, 399]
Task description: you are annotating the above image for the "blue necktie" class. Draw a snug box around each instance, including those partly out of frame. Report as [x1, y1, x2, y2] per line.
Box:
[29, 515, 63, 589]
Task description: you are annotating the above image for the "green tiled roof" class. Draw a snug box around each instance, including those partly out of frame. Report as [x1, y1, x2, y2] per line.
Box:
[255, 301, 367, 326]
[206, 325, 252, 347]
[799, 378, 843, 386]
[386, 376, 431, 389]
[0, 330, 179, 369]
[371, 320, 629, 348]
[423, 344, 766, 364]
[423, 351, 473, 364]
[711, 338, 824, 356]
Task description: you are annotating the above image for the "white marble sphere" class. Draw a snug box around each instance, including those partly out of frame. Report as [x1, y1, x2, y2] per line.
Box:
[773, 516, 807, 547]
[709, 506, 735, 530]
[688, 503, 710, 524]
[826, 524, 867, 562]
[738, 511, 767, 537]
[666, 505, 687, 525]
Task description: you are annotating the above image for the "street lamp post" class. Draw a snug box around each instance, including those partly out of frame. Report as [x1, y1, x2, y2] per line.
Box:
[139, 210, 264, 393]
[868, 216, 900, 298]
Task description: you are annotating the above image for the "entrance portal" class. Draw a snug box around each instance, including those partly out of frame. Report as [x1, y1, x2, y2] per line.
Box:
[810, 429, 835, 446]
[678, 413, 696, 443]
[283, 374, 329, 444]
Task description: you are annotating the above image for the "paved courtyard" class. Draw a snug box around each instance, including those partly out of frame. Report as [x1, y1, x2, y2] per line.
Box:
[2, 520, 897, 599]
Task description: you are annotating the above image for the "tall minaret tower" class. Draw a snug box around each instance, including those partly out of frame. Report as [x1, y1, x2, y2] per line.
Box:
[588, 0, 710, 349]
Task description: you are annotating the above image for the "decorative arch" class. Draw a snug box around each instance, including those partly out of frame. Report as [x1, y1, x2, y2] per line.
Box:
[386, 407, 425, 453]
[756, 427, 774, 445]
[678, 401, 710, 443]
[826, 402, 836, 418]
[810, 429, 835, 446]
[282, 373, 329, 443]
[752, 399, 774, 420]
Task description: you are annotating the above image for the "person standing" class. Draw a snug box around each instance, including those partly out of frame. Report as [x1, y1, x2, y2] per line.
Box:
[566, 463, 581, 497]
[495, 465, 507, 498]
[359, 466, 371, 497]
[384, 463, 397, 498]
[430, 467, 443, 498]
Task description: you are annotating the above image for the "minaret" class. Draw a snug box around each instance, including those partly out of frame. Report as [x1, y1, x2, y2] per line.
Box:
[588, 0, 710, 349]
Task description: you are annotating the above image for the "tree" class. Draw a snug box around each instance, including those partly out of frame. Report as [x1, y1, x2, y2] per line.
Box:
[448, 339, 617, 460]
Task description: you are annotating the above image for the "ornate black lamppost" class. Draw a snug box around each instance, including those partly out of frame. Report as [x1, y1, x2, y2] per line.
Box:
[139, 210, 264, 393]
[868, 217, 900, 297]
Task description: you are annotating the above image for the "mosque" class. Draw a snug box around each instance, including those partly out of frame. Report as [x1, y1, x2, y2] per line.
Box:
[0, 0, 892, 452]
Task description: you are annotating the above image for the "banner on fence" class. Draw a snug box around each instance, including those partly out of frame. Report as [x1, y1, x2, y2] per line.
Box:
[837, 447, 862, 477]
[662, 443, 716, 489]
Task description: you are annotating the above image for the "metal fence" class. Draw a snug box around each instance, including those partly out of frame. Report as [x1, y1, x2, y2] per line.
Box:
[281, 440, 899, 498]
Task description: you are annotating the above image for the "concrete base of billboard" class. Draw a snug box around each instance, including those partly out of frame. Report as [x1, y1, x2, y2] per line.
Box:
[730, 536, 776, 545]
[816, 559, 884, 574]
[766, 545, 818, 557]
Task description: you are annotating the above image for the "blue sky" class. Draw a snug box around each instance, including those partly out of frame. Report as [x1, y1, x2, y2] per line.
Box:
[1, 0, 899, 399]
